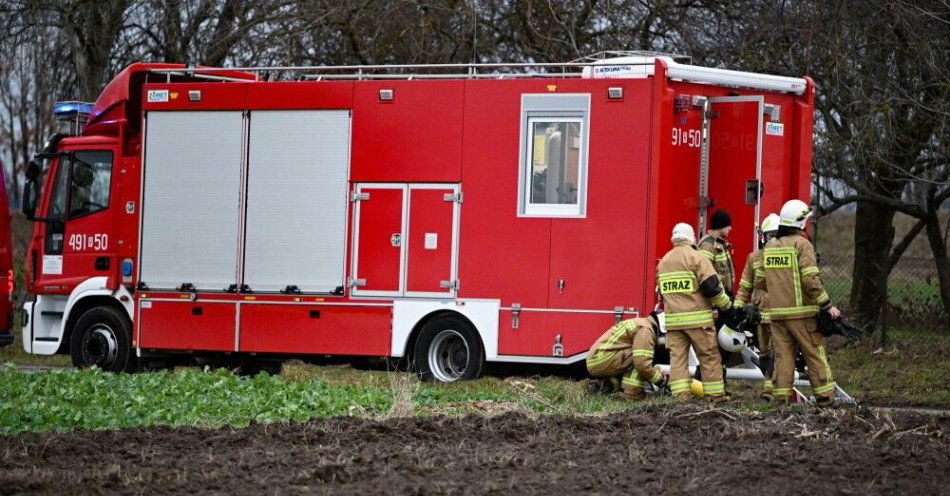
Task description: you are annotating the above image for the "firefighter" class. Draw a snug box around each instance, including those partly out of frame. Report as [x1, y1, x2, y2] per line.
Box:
[586, 312, 668, 400]
[755, 199, 842, 406]
[735, 213, 780, 399]
[699, 209, 736, 297]
[657, 222, 733, 403]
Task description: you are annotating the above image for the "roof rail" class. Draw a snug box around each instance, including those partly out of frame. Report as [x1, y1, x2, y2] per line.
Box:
[144, 57, 809, 95]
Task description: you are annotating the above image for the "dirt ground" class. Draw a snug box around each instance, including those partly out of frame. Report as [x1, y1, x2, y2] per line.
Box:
[1, 405, 947, 495]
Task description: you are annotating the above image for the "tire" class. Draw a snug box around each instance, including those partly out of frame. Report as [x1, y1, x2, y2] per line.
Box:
[69, 306, 136, 373]
[413, 315, 485, 382]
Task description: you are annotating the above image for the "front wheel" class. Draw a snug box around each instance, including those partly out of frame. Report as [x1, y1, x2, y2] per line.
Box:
[70, 306, 136, 373]
[413, 315, 484, 382]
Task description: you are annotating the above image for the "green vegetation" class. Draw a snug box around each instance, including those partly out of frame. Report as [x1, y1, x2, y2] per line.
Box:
[831, 328, 950, 407]
[0, 364, 393, 435]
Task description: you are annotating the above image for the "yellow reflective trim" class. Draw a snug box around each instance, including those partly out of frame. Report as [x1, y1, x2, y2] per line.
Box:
[813, 382, 837, 394]
[631, 349, 654, 357]
[711, 291, 730, 308]
[586, 350, 617, 367]
[739, 279, 753, 289]
[623, 376, 644, 386]
[816, 291, 830, 305]
[699, 250, 715, 260]
[658, 271, 695, 279]
[818, 346, 833, 383]
[769, 305, 819, 315]
[659, 276, 696, 294]
[650, 370, 662, 383]
[800, 266, 820, 276]
[754, 269, 765, 277]
[734, 298, 746, 307]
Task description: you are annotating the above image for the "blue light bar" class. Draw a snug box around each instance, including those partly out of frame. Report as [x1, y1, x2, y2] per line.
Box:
[53, 101, 94, 118]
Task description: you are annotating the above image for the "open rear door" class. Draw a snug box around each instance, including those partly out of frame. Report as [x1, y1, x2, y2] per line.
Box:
[700, 96, 763, 288]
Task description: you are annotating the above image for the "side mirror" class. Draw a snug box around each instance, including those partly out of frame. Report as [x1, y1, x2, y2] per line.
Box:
[22, 179, 39, 219]
[25, 160, 41, 181]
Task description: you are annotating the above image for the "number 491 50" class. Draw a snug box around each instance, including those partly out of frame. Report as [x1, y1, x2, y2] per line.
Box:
[68, 233, 108, 251]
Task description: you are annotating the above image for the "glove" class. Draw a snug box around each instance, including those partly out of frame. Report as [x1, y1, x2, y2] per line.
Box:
[816, 311, 865, 342]
[742, 304, 762, 327]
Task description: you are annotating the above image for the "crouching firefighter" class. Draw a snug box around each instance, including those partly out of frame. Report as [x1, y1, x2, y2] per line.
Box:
[756, 200, 843, 406]
[735, 213, 781, 398]
[586, 312, 669, 400]
[657, 223, 733, 403]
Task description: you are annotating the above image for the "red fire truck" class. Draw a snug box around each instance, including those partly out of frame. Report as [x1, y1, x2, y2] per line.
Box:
[19, 52, 813, 380]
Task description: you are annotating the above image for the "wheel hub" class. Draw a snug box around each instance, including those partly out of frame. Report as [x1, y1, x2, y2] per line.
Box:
[428, 329, 469, 382]
[82, 325, 118, 368]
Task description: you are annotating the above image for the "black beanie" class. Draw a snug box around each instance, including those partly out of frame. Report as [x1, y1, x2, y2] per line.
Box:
[710, 209, 732, 229]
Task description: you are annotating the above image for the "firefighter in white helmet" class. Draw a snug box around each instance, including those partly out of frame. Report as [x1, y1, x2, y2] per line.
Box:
[586, 312, 668, 400]
[657, 222, 732, 402]
[754, 200, 842, 406]
[735, 213, 780, 399]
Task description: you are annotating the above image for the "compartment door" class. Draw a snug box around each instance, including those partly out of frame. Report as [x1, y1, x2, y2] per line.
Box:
[140, 111, 244, 291]
[702, 96, 763, 288]
[351, 184, 406, 296]
[405, 185, 458, 297]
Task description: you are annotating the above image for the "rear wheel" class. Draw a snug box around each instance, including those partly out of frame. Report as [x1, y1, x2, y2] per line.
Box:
[69, 306, 135, 373]
[413, 315, 484, 382]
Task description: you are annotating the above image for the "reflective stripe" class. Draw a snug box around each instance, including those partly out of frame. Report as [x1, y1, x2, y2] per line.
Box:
[703, 380, 725, 395]
[586, 350, 617, 367]
[818, 346, 834, 383]
[658, 271, 696, 279]
[623, 375, 644, 387]
[734, 298, 746, 307]
[665, 310, 714, 328]
[815, 291, 830, 305]
[813, 382, 837, 395]
[739, 279, 753, 290]
[650, 369, 663, 384]
[711, 291, 730, 309]
[754, 269, 765, 277]
[631, 348, 654, 357]
[800, 266, 820, 276]
[714, 254, 729, 262]
[772, 387, 791, 398]
[769, 305, 818, 316]
[764, 380, 773, 390]
[699, 250, 715, 260]
[669, 379, 691, 393]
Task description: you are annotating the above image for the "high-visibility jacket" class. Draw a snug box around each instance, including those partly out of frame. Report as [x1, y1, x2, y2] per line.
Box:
[735, 249, 771, 323]
[698, 234, 735, 293]
[755, 233, 831, 320]
[657, 241, 732, 330]
[587, 318, 663, 386]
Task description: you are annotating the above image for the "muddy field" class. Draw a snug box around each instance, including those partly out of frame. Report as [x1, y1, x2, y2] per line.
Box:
[1, 405, 947, 495]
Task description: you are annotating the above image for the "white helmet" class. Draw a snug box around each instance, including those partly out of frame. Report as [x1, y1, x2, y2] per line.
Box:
[717, 325, 747, 352]
[671, 222, 696, 244]
[760, 213, 780, 234]
[779, 199, 813, 230]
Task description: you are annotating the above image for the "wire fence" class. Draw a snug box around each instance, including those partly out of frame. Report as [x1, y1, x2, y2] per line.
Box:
[820, 254, 947, 329]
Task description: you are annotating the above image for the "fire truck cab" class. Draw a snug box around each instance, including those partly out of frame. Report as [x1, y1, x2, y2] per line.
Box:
[20, 52, 814, 380]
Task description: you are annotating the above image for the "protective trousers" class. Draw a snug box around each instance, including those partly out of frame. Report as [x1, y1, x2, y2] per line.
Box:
[586, 350, 645, 399]
[666, 327, 724, 399]
[770, 317, 836, 400]
[757, 323, 774, 396]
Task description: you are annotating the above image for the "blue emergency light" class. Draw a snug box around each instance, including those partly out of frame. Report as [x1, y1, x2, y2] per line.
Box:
[53, 101, 94, 118]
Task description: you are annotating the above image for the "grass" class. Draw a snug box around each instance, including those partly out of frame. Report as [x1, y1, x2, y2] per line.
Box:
[1, 326, 948, 435]
[830, 328, 950, 407]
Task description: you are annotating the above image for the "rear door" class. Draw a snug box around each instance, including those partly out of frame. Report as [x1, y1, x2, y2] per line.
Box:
[702, 96, 763, 287]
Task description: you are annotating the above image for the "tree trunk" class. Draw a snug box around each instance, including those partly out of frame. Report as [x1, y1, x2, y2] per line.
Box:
[849, 201, 896, 329]
[924, 210, 950, 322]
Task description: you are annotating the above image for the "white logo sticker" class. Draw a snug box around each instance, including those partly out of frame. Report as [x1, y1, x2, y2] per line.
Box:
[42, 255, 63, 275]
[147, 89, 169, 102]
[765, 122, 784, 136]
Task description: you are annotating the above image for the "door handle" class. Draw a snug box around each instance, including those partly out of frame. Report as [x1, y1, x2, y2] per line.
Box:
[391, 233, 401, 247]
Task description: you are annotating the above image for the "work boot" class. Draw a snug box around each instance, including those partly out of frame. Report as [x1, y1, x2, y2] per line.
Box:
[585, 377, 620, 396]
[705, 394, 729, 405]
[618, 388, 645, 401]
[815, 396, 841, 409]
